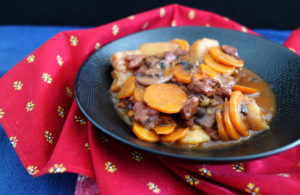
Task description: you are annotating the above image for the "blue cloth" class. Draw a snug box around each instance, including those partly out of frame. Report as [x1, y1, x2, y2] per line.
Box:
[0, 25, 292, 195]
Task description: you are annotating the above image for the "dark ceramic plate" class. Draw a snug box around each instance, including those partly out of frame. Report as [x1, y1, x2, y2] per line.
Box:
[75, 26, 300, 161]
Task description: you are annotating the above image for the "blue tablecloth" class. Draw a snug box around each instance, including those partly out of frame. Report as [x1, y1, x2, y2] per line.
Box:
[0, 25, 292, 195]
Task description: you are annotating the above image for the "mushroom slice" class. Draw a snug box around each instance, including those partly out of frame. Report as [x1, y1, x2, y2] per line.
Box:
[136, 69, 173, 86]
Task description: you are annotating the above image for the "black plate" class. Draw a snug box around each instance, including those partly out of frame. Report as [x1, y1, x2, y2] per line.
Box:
[75, 26, 300, 162]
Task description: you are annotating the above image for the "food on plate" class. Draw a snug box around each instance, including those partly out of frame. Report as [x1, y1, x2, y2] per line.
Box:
[110, 38, 275, 147]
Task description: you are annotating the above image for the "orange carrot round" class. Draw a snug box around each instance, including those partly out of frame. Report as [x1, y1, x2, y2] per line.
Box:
[229, 91, 249, 136]
[153, 115, 176, 134]
[204, 54, 235, 74]
[170, 39, 190, 51]
[173, 65, 192, 84]
[200, 64, 218, 78]
[160, 127, 189, 143]
[144, 83, 187, 114]
[133, 85, 145, 102]
[132, 121, 159, 142]
[209, 46, 244, 68]
[232, 85, 259, 94]
[224, 99, 240, 140]
[216, 110, 230, 141]
[117, 76, 136, 99]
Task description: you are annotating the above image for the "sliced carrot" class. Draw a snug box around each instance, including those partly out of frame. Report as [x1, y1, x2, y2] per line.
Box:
[223, 99, 240, 140]
[170, 39, 190, 51]
[193, 73, 204, 80]
[132, 121, 159, 142]
[128, 110, 134, 117]
[232, 85, 259, 94]
[117, 76, 136, 99]
[203, 54, 235, 74]
[209, 46, 244, 68]
[229, 91, 249, 136]
[216, 110, 230, 141]
[160, 127, 189, 143]
[133, 85, 145, 102]
[144, 83, 187, 114]
[173, 65, 192, 84]
[153, 115, 176, 134]
[200, 64, 218, 78]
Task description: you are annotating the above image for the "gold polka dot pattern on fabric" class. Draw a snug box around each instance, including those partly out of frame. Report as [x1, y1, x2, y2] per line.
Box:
[57, 106, 65, 118]
[206, 24, 210, 27]
[277, 173, 290, 177]
[13, 81, 23, 91]
[224, 17, 229, 21]
[26, 101, 35, 112]
[84, 142, 90, 150]
[188, 10, 195, 20]
[66, 86, 72, 98]
[112, 25, 119, 36]
[27, 165, 39, 175]
[232, 163, 245, 172]
[289, 48, 296, 53]
[99, 134, 108, 143]
[0, 108, 5, 119]
[241, 26, 248, 33]
[57, 55, 63, 66]
[44, 130, 54, 144]
[142, 22, 149, 30]
[185, 175, 200, 186]
[95, 42, 101, 50]
[42, 73, 53, 84]
[26, 55, 35, 63]
[245, 183, 261, 195]
[128, 15, 135, 20]
[74, 115, 87, 125]
[49, 164, 66, 173]
[171, 20, 176, 27]
[9, 136, 18, 148]
[147, 182, 161, 193]
[105, 161, 117, 173]
[199, 167, 212, 177]
[70, 36, 78, 46]
[132, 151, 143, 162]
[160, 8, 165, 17]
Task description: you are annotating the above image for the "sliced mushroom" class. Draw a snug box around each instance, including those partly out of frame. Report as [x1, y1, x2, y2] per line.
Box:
[136, 69, 173, 86]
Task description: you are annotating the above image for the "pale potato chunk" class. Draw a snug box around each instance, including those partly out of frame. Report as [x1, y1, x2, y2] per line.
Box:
[139, 42, 179, 56]
[178, 125, 210, 145]
[246, 98, 269, 130]
[189, 38, 219, 62]
[110, 50, 141, 92]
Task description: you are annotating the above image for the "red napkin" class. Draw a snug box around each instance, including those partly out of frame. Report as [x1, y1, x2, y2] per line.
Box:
[1, 4, 300, 195]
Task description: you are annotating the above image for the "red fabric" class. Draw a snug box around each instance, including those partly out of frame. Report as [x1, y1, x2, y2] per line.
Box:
[1, 4, 300, 194]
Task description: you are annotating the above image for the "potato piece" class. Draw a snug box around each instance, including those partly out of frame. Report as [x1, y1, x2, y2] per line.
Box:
[170, 39, 190, 51]
[117, 76, 136, 99]
[144, 83, 187, 114]
[203, 54, 235, 74]
[110, 71, 133, 92]
[132, 121, 159, 142]
[209, 46, 244, 68]
[139, 42, 179, 56]
[160, 127, 189, 143]
[245, 97, 269, 130]
[178, 125, 210, 145]
[189, 38, 219, 62]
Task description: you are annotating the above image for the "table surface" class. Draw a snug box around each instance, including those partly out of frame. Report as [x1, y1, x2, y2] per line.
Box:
[0, 25, 292, 195]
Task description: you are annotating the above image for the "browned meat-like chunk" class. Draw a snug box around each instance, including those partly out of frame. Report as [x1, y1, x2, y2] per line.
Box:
[195, 107, 216, 128]
[181, 96, 199, 120]
[132, 102, 160, 129]
[187, 77, 218, 97]
[204, 127, 220, 141]
[221, 45, 238, 58]
[216, 76, 236, 97]
[163, 51, 177, 63]
[126, 55, 145, 69]
[116, 100, 130, 109]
